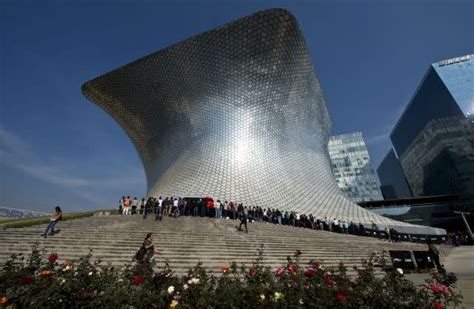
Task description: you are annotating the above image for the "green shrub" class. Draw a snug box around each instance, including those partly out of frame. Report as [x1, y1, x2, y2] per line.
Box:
[0, 244, 463, 308]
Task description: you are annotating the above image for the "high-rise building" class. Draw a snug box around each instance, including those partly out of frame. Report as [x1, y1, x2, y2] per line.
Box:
[388, 54, 474, 198]
[377, 149, 412, 199]
[391, 54, 473, 157]
[328, 132, 383, 203]
[82, 9, 445, 235]
[400, 115, 474, 198]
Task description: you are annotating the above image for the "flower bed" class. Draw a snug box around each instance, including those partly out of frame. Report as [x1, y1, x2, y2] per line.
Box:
[0, 244, 462, 308]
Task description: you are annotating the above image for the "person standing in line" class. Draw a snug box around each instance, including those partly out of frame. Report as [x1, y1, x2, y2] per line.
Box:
[223, 201, 228, 218]
[333, 218, 339, 233]
[172, 198, 179, 218]
[385, 226, 391, 241]
[342, 221, 349, 234]
[155, 198, 163, 221]
[139, 198, 146, 215]
[214, 200, 221, 218]
[42, 206, 63, 238]
[371, 221, 380, 238]
[143, 197, 151, 219]
[131, 197, 139, 215]
[119, 196, 125, 215]
[123, 196, 131, 215]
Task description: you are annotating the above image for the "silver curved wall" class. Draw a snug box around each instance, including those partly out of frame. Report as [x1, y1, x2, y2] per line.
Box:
[82, 9, 444, 235]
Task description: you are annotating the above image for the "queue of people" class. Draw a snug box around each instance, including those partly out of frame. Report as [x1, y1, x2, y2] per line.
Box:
[118, 196, 379, 238]
[449, 231, 471, 246]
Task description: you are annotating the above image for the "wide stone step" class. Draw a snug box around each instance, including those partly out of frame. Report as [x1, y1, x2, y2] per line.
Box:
[1, 215, 438, 275]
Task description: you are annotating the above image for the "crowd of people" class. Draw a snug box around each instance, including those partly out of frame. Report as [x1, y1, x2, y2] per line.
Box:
[118, 196, 403, 239]
[449, 231, 471, 246]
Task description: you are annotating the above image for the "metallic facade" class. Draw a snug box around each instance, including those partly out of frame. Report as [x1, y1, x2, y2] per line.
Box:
[82, 9, 444, 235]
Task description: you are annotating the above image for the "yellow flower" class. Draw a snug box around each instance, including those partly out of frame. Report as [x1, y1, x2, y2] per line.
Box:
[169, 299, 179, 308]
[260, 294, 265, 301]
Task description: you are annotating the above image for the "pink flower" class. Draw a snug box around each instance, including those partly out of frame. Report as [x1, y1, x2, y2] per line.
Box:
[287, 264, 299, 273]
[430, 283, 450, 297]
[325, 276, 336, 287]
[132, 276, 144, 286]
[336, 292, 346, 302]
[274, 267, 285, 277]
[304, 268, 316, 277]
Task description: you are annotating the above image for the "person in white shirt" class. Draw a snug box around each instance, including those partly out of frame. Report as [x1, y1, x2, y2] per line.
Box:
[328, 218, 334, 231]
[223, 201, 229, 218]
[172, 198, 179, 218]
[333, 218, 339, 232]
[131, 197, 139, 215]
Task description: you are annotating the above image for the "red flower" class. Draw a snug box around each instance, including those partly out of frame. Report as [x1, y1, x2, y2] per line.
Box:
[304, 279, 311, 287]
[248, 268, 257, 278]
[336, 292, 346, 302]
[433, 299, 443, 309]
[325, 276, 336, 287]
[48, 253, 58, 263]
[304, 268, 316, 277]
[287, 264, 299, 273]
[132, 275, 144, 286]
[274, 267, 285, 277]
[19, 276, 34, 286]
[295, 249, 302, 256]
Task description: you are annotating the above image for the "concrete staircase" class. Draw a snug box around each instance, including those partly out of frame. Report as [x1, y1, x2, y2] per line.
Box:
[0, 215, 439, 275]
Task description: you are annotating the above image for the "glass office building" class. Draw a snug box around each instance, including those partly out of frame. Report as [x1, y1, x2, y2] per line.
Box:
[328, 132, 383, 203]
[377, 149, 412, 199]
[400, 115, 474, 198]
[391, 54, 473, 157]
[388, 54, 474, 199]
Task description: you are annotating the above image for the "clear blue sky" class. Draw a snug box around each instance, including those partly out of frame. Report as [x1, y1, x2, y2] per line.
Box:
[1, 0, 472, 213]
